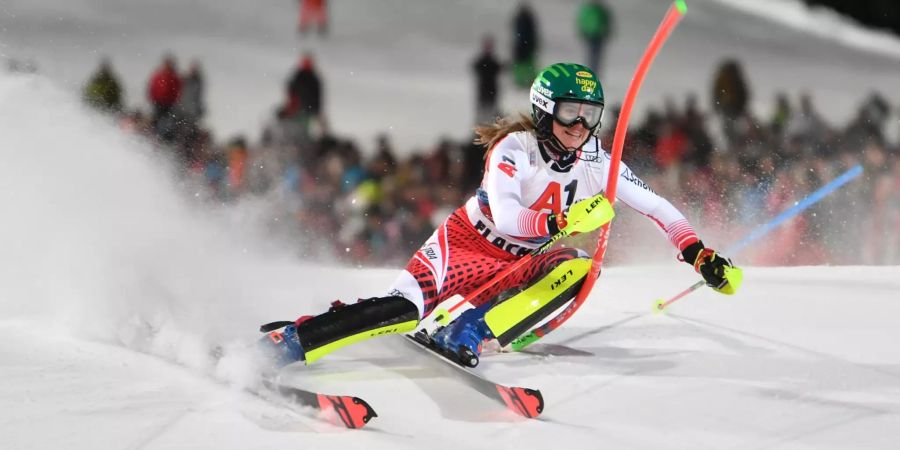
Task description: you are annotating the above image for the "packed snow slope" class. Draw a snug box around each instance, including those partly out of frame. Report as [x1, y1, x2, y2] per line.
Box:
[2, 0, 899, 152]
[3, 265, 899, 449]
[1, 66, 900, 449]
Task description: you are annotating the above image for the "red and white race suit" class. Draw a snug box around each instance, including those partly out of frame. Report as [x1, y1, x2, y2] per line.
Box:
[389, 131, 698, 319]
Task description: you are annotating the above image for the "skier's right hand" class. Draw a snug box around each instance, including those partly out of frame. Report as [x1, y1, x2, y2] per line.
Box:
[681, 242, 743, 295]
[547, 193, 615, 236]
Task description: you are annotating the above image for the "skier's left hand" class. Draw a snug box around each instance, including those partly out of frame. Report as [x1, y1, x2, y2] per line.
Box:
[681, 242, 742, 295]
[548, 193, 615, 236]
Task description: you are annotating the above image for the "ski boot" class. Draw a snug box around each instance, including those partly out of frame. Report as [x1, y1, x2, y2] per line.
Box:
[431, 304, 493, 368]
[257, 300, 351, 367]
[257, 320, 307, 368]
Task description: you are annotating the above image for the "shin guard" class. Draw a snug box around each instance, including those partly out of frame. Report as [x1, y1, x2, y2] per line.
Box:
[484, 258, 590, 346]
[296, 296, 419, 364]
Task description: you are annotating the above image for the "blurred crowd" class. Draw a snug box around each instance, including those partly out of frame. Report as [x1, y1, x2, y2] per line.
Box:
[603, 59, 899, 266]
[79, 0, 899, 267]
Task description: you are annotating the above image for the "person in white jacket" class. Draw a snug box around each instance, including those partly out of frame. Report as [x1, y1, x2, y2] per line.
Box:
[259, 63, 740, 368]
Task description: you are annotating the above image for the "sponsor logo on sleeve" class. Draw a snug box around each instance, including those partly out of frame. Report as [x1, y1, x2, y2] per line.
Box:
[497, 155, 517, 177]
[621, 167, 656, 194]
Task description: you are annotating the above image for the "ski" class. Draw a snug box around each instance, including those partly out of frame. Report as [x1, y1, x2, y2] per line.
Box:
[403, 331, 544, 419]
[256, 379, 378, 429]
[210, 345, 377, 429]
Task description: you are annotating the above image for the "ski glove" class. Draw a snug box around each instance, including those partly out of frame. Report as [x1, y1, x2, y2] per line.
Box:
[547, 193, 615, 236]
[681, 241, 742, 295]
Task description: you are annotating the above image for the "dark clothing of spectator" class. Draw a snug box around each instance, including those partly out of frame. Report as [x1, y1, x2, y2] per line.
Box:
[287, 57, 322, 116]
[845, 93, 890, 146]
[178, 63, 205, 124]
[712, 59, 749, 144]
[682, 95, 714, 167]
[685, 121, 714, 168]
[786, 94, 827, 145]
[577, 1, 613, 75]
[84, 61, 123, 112]
[712, 60, 748, 119]
[770, 93, 791, 137]
[512, 4, 539, 89]
[461, 138, 485, 192]
[512, 5, 538, 61]
[472, 38, 503, 125]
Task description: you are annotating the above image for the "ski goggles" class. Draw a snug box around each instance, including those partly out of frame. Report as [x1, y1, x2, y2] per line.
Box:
[553, 100, 604, 129]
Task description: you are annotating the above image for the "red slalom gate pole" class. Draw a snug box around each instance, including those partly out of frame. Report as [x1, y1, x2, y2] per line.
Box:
[510, 0, 688, 351]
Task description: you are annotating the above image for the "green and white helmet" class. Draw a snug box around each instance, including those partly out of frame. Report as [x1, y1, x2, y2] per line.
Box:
[530, 63, 605, 164]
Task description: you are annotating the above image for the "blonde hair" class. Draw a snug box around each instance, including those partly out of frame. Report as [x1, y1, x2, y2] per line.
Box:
[473, 114, 535, 155]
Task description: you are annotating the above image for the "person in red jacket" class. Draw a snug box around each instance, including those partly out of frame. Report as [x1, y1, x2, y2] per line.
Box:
[147, 55, 182, 132]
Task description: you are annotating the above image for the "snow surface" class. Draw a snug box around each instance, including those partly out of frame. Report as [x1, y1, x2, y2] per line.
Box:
[2, 1, 900, 448]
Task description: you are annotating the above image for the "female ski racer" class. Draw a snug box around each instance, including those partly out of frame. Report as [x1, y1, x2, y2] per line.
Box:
[259, 63, 740, 368]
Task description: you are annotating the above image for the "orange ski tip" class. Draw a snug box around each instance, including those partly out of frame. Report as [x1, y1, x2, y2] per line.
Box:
[496, 386, 544, 418]
[316, 394, 377, 429]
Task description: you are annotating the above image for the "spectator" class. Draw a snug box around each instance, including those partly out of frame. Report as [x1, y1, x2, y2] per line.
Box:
[472, 35, 503, 125]
[118, 109, 151, 137]
[576, 0, 613, 75]
[226, 136, 249, 196]
[298, 0, 328, 35]
[682, 93, 714, 167]
[654, 120, 689, 170]
[711, 59, 749, 144]
[845, 92, 890, 146]
[770, 92, 791, 137]
[340, 143, 366, 193]
[511, 2, 539, 89]
[369, 134, 398, 180]
[202, 146, 228, 199]
[83, 58, 123, 113]
[178, 60, 206, 125]
[785, 93, 827, 144]
[286, 53, 323, 140]
[147, 55, 182, 138]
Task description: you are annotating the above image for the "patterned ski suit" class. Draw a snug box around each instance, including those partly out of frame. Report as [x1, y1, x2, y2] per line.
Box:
[389, 131, 698, 319]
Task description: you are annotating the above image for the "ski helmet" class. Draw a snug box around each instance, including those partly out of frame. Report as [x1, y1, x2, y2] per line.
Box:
[530, 63, 605, 164]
